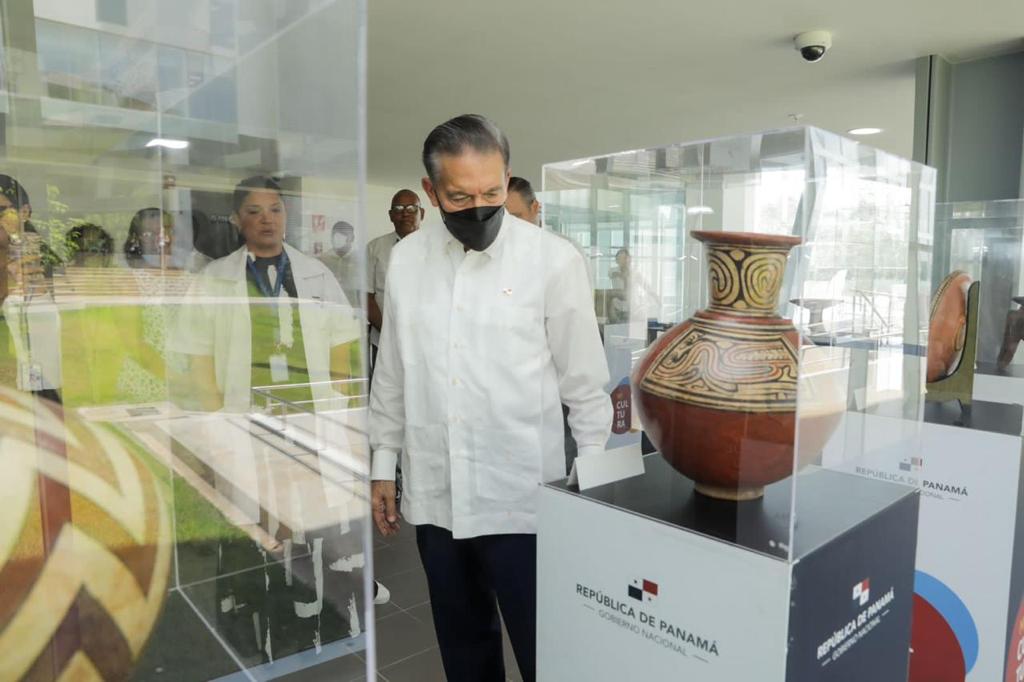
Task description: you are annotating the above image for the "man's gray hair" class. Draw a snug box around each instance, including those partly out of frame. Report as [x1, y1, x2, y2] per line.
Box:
[422, 114, 510, 183]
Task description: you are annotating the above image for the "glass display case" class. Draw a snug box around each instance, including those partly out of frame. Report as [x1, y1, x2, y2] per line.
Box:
[536, 126, 935, 681]
[0, 1, 373, 680]
[943, 199, 1024, 376]
[542, 125, 935, 562]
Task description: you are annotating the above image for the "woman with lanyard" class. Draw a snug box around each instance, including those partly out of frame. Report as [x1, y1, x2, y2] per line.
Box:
[170, 175, 385, 660]
[173, 175, 361, 411]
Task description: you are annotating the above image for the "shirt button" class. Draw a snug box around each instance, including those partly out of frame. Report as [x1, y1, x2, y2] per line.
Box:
[452, 378, 459, 386]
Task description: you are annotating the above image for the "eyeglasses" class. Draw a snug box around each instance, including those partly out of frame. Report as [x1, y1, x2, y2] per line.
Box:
[390, 204, 420, 214]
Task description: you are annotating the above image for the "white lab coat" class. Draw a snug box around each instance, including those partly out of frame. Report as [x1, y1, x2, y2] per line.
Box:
[169, 243, 365, 514]
[170, 243, 361, 412]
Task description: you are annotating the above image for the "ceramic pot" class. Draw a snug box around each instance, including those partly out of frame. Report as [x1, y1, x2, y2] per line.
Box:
[633, 230, 804, 501]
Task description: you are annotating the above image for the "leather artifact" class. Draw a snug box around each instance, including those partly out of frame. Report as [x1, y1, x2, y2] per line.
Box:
[927, 271, 972, 382]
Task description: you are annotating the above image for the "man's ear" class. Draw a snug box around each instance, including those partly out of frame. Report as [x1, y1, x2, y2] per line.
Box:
[421, 177, 440, 208]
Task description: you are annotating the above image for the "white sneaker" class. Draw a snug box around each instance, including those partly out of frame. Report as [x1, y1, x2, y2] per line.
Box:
[373, 581, 391, 606]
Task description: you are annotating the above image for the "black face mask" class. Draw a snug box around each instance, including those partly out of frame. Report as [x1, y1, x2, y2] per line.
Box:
[439, 203, 504, 251]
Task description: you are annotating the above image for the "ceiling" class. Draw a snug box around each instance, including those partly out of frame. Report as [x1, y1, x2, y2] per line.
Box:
[366, 0, 1024, 189]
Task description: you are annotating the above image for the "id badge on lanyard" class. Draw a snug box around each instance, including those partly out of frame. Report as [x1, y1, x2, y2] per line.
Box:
[269, 351, 289, 382]
[249, 252, 294, 382]
[271, 277, 294, 382]
[20, 362, 44, 391]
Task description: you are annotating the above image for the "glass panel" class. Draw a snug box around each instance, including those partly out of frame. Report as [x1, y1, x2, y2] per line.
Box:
[96, 0, 128, 25]
[0, 0, 371, 679]
[944, 200, 1024, 374]
[544, 127, 934, 563]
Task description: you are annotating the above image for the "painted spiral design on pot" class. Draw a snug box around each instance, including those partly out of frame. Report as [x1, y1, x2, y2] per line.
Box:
[640, 318, 799, 412]
[707, 248, 741, 309]
[743, 251, 786, 309]
[707, 245, 789, 317]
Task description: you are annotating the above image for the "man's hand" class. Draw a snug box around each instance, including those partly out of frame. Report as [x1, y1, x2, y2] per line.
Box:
[371, 480, 400, 536]
[367, 293, 383, 332]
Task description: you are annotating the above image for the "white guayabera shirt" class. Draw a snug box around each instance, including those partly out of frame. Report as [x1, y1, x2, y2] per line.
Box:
[369, 213, 612, 538]
[365, 231, 400, 347]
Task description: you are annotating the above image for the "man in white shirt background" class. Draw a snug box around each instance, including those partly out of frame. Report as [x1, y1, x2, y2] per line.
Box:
[505, 175, 542, 226]
[507, 175, 593, 288]
[506, 175, 594, 473]
[365, 189, 423, 372]
[369, 114, 612, 682]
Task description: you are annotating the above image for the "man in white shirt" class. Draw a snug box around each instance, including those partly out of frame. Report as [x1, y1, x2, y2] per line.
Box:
[365, 189, 423, 369]
[506, 175, 594, 472]
[505, 175, 542, 226]
[507, 175, 594, 288]
[369, 114, 612, 682]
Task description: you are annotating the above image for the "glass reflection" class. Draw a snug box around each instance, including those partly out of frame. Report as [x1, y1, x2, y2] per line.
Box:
[0, 0, 369, 679]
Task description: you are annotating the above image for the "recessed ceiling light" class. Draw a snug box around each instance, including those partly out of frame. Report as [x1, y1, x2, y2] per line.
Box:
[687, 206, 714, 215]
[847, 128, 882, 136]
[146, 137, 189, 150]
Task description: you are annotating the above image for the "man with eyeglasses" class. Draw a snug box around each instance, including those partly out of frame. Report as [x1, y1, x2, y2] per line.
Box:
[366, 189, 424, 369]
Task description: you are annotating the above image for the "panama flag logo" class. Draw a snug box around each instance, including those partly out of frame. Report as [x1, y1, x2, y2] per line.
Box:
[853, 579, 871, 607]
[629, 578, 658, 602]
[899, 457, 924, 472]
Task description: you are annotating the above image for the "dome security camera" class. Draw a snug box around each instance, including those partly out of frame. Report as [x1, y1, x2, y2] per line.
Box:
[794, 30, 832, 63]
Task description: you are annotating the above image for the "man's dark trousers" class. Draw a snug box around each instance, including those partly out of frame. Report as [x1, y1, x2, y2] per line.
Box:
[415, 524, 536, 682]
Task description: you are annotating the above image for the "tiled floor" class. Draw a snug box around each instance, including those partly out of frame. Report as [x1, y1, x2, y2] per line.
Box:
[287, 523, 524, 682]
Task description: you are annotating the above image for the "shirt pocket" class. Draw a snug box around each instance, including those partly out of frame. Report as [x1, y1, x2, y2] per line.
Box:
[403, 424, 450, 497]
[398, 304, 449, 367]
[468, 426, 542, 508]
[479, 303, 540, 365]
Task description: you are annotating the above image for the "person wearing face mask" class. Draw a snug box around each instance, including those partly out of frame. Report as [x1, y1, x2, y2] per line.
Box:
[365, 189, 423, 371]
[318, 220, 361, 306]
[368, 115, 612, 682]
